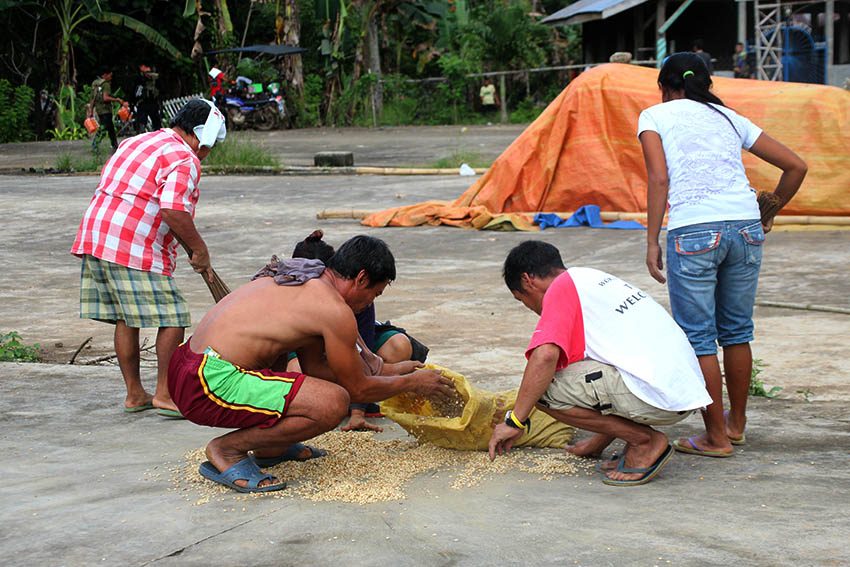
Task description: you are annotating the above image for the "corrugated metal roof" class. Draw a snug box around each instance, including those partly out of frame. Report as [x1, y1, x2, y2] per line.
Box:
[542, 0, 651, 25]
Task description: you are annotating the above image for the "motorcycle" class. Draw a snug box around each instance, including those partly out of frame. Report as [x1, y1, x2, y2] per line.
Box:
[222, 81, 286, 131]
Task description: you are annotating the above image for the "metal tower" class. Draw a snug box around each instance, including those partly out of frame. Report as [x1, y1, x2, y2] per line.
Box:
[754, 0, 784, 80]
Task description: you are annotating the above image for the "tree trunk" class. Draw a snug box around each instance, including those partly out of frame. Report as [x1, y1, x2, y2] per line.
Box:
[366, 9, 382, 119]
[278, 0, 304, 99]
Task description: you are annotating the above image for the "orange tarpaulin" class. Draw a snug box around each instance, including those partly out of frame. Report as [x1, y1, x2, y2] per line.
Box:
[363, 63, 850, 230]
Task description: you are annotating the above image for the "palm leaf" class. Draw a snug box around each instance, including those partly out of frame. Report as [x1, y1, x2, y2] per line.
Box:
[99, 11, 183, 60]
[80, 0, 103, 18]
[183, 0, 196, 18]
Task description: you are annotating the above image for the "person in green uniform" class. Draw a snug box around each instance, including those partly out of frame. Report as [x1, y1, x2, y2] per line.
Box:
[90, 69, 125, 151]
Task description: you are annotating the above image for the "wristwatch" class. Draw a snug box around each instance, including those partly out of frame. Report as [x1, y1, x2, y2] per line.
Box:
[504, 410, 531, 433]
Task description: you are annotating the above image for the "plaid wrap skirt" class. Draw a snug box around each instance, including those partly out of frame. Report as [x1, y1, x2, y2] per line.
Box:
[79, 254, 190, 328]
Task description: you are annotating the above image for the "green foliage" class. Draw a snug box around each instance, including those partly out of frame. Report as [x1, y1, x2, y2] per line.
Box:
[430, 150, 490, 169]
[509, 98, 544, 124]
[749, 359, 782, 398]
[451, 1, 549, 72]
[54, 151, 104, 172]
[48, 126, 89, 141]
[296, 74, 324, 128]
[0, 332, 41, 363]
[0, 79, 35, 143]
[203, 137, 279, 168]
[235, 58, 279, 85]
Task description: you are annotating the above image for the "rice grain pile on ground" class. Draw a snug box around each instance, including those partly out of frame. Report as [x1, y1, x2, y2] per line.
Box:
[168, 431, 591, 505]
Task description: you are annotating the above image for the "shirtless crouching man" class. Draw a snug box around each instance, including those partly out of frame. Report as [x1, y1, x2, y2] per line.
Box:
[168, 236, 452, 493]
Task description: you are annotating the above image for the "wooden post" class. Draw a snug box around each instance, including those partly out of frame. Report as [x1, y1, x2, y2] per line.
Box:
[656, 0, 667, 67]
[826, 0, 835, 84]
[737, 0, 747, 44]
[499, 74, 508, 124]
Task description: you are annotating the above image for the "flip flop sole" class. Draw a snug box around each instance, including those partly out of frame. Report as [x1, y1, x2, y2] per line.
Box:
[729, 435, 747, 446]
[124, 402, 154, 413]
[602, 445, 674, 487]
[673, 439, 734, 458]
[199, 461, 287, 493]
[156, 408, 185, 419]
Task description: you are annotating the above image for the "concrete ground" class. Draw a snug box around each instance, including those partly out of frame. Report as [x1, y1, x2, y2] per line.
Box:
[0, 125, 525, 170]
[1, 172, 849, 566]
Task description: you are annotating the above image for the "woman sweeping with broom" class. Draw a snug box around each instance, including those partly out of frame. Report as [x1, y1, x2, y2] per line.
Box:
[638, 52, 807, 457]
[71, 99, 227, 418]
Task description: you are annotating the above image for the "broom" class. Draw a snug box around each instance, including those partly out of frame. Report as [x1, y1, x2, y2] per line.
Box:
[173, 235, 231, 303]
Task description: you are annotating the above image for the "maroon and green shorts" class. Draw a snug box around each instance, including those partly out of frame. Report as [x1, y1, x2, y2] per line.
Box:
[168, 341, 305, 429]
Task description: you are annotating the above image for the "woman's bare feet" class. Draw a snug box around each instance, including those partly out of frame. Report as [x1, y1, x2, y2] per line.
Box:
[605, 430, 670, 483]
[152, 395, 180, 413]
[205, 439, 280, 489]
[674, 431, 733, 457]
[724, 410, 746, 443]
[124, 392, 154, 410]
[565, 433, 616, 458]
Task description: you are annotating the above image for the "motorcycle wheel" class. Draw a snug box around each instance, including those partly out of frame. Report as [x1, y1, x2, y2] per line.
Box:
[227, 107, 246, 130]
[253, 106, 279, 131]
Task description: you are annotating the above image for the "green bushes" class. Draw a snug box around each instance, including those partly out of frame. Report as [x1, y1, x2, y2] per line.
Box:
[0, 80, 35, 143]
[0, 332, 41, 362]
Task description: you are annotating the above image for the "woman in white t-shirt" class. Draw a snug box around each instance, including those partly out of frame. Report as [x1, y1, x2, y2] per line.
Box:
[638, 52, 807, 458]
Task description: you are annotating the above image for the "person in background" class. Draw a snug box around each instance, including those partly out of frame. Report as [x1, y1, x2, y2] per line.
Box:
[638, 52, 807, 458]
[33, 89, 58, 140]
[133, 64, 161, 133]
[90, 69, 125, 151]
[733, 42, 753, 79]
[692, 40, 713, 75]
[71, 99, 226, 418]
[209, 67, 227, 108]
[479, 78, 499, 113]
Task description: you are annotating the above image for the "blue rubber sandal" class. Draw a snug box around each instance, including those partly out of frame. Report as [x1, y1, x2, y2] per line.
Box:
[252, 443, 328, 467]
[602, 444, 674, 487]
[198, 457, 286, 493]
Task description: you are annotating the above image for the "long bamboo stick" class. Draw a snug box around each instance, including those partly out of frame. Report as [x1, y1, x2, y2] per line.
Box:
[316, 209, 850, 226]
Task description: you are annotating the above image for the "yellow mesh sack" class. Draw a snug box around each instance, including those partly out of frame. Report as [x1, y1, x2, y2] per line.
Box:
[381, 364, 575, 451]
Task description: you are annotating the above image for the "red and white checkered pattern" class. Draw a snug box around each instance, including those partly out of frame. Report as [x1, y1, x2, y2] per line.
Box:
[71, 129, 201, 276]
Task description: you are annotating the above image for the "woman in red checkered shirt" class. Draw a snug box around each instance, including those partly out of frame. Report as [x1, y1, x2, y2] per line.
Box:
[71, 99, 226, 418]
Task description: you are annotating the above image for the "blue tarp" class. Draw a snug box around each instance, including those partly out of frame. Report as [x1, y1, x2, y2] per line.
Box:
[535, 205, 645, 230]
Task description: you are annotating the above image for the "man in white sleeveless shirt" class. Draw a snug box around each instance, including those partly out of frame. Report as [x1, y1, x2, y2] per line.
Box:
[488, 241, 712, 486]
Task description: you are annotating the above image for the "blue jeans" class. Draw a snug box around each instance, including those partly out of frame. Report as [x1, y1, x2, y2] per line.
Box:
[666, 220, 764, 356]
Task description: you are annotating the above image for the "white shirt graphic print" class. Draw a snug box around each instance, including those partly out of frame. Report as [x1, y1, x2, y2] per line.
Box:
[638, 99, 763, 230]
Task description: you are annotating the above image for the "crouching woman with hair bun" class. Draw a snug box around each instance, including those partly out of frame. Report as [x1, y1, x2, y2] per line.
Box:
[638, 52, 807, 457]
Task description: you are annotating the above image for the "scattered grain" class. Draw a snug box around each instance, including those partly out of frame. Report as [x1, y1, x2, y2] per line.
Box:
[171, 431, 590, 506]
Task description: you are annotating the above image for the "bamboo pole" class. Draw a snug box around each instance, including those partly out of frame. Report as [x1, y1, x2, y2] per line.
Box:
[756, 301, 850, 315]
[316, 209, 850, 226]
[353, 166, 488, 175]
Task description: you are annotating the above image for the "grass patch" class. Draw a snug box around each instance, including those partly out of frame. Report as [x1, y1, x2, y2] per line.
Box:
[0, 331, 41, 362]
[429, 150, 491, 170]
[204, 137, 279, 168]
[54, 151, 104, 173]
[749, 358, 781, 398]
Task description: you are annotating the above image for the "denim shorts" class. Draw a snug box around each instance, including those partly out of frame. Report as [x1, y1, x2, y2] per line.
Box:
[666, 219, 764, 356]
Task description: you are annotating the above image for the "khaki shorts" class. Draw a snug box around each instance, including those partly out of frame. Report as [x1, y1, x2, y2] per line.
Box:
[538, 360, 692, 426]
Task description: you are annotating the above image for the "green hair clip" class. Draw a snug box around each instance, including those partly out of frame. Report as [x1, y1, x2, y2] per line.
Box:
[682, 70, 695, 79]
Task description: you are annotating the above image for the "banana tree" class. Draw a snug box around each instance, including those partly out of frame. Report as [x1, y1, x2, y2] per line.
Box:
[8, 0, 183, 128]
[183, 0, 234, 59]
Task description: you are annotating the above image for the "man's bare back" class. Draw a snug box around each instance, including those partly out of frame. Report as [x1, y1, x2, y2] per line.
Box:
[190, 275, 346, 369]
